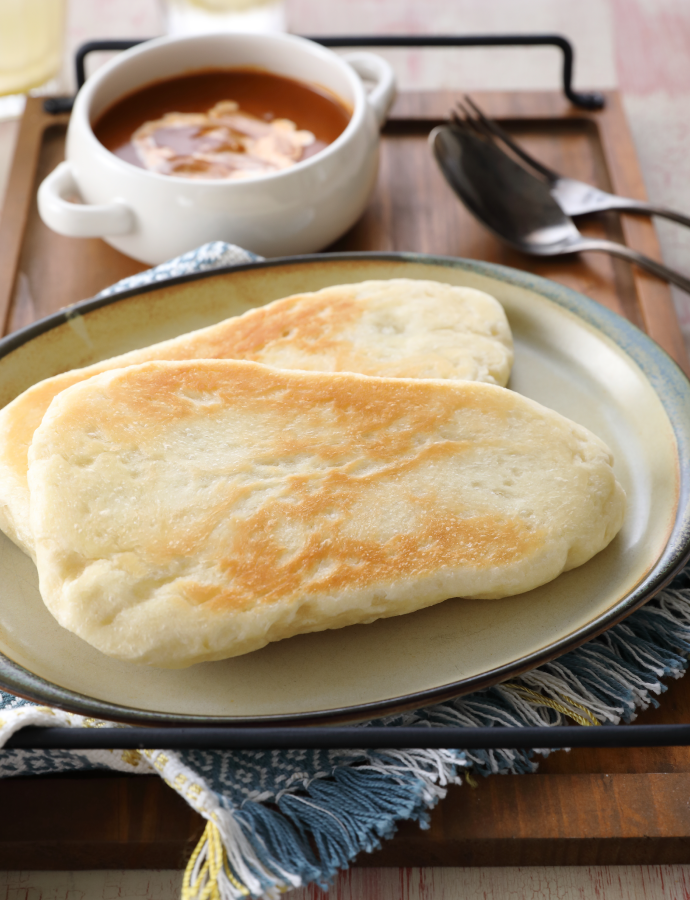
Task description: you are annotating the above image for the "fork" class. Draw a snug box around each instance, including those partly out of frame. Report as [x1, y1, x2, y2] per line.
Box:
[459, 96, 690, 229]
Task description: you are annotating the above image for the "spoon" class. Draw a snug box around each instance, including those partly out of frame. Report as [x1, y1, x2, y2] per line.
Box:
[430, 124, 690, 295]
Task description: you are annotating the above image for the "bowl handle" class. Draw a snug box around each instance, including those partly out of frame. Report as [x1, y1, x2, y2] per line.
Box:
[342, 51, 396, 128]
[38, 161, 135, 237]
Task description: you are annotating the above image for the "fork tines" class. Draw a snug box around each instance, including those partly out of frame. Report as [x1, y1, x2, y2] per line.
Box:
[458, 96, 556, 181]
[450, 101, 488, 138]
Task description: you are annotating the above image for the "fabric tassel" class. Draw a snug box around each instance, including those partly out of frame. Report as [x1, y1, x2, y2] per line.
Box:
[177, 580, 690, 899]
[178, 746, 466, 898]
[182, 820, 248, 900]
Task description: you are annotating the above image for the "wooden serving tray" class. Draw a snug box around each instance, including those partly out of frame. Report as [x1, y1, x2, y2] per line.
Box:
[1, 90, 688, 372]
[1, 89, 690, 868]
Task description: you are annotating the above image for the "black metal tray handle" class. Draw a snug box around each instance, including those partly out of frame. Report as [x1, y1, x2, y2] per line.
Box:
[7, 723, 690, 750]
[42, 34, 604, 115]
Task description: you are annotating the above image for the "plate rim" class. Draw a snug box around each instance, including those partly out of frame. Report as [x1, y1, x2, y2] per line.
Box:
[2, 250, 690, 726]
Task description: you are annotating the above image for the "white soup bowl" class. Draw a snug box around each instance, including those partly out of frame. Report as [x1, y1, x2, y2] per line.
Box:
[37, 32, 396, 264]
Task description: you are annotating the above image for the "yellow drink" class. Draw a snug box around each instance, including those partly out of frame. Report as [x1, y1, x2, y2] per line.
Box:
[0, 0, 65, 97]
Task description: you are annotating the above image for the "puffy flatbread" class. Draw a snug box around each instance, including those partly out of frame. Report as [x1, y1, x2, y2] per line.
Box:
[0, 279, 513, 557]
[28, 359, 625, 668]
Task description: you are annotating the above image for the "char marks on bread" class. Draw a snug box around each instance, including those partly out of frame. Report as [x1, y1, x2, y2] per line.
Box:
[28, 359, 625, 668]
[0, 279, 513, 557]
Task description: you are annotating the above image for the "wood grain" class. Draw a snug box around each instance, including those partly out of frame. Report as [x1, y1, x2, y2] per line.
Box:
[1, 89, 689, 869]
[4, 768, 690, 868]
[0, 100, 57, 335]
[0, 774, 202, 869]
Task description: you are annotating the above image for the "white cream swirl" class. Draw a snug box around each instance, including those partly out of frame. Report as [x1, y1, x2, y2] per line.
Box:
[132, 100, 318, 180]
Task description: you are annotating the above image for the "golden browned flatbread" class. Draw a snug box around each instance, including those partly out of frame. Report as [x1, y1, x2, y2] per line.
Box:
[0, 279, 513, 557]
[28, 360, 625, 668]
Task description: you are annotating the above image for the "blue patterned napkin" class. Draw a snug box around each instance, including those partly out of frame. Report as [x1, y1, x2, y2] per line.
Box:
[2, 243, 690, 899]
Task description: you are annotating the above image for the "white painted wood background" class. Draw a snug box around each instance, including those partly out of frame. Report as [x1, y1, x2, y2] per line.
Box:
[3, 865, 690, 899]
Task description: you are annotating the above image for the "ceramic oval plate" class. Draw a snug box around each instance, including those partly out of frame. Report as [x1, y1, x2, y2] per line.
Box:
[1, 253, 689, 725]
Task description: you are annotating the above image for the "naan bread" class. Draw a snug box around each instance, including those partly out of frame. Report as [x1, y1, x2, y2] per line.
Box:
[0, 279, 512, 557]
[28, 360, 625, 668]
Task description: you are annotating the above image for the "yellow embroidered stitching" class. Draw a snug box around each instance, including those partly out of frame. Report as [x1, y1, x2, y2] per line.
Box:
[187, 782, 203, 802]
[121, 749, 142, 767]
[502, 683, 601, 726]
[153, 752, 170, 771]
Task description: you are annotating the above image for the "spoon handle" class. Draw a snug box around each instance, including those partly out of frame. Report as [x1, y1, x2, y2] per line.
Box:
[593, 196, 690, 229]
[573, 237, 690, 294]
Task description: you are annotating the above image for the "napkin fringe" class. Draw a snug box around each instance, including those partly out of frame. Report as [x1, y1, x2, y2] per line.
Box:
[179, 574, 690, 900]
[182, 748, 465, 898]
[407, 583, 690, 781]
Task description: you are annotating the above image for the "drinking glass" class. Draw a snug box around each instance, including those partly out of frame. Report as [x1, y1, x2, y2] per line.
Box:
[164, 0, 286, 35]
[0, 0, 66, 119]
